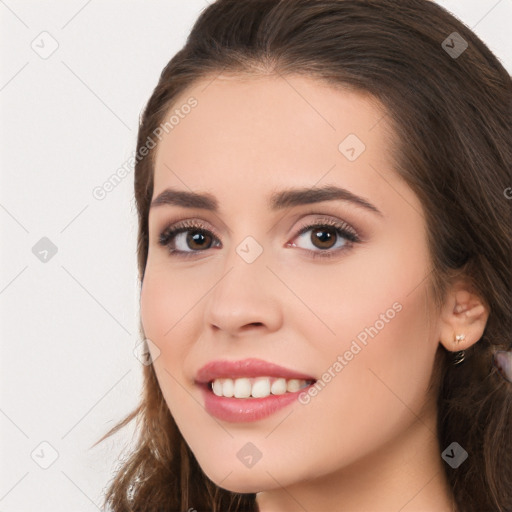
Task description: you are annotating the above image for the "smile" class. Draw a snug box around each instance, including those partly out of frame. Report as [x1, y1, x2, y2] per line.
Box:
[195, 358, 317, 422]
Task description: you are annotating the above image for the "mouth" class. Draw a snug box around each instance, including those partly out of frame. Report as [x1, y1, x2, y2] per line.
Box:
[195, 358, 317, 422]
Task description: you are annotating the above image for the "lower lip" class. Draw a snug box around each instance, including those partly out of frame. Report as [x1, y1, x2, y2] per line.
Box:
[198, 383, 314, 423]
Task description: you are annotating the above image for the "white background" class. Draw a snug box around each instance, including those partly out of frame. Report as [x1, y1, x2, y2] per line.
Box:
[0, 1, 510, 510]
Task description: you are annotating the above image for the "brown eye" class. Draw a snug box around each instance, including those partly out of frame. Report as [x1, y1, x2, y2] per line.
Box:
[158, 222, 221, 257]
[290, 220, 359, 258]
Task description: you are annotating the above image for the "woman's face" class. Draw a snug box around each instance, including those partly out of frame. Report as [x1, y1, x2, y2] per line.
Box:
[140, 74, 441, 493]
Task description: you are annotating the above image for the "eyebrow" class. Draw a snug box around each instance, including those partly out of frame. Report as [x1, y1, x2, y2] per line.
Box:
[150, 185, 383, 217]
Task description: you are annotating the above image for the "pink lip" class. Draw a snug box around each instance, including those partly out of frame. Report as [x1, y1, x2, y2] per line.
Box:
[195, 358, 316, 423]
[195, 358, 316, 383]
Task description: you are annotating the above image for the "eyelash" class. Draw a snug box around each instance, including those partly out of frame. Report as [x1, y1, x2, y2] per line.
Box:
[157, 217, 361, 260]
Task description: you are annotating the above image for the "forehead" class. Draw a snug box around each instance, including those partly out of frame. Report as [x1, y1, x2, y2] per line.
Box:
[152, 73, 396, 205]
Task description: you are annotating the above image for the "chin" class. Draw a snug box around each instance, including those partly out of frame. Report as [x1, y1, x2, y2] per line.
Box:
[217, 480, 264, 494]
[200, 463, 280, 494]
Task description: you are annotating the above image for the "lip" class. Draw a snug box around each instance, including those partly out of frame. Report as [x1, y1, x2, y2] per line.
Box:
[195, 358, 316, 383]
[195, 358, 317, 423]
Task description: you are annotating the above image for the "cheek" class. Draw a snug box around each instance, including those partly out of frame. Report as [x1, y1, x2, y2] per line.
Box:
[285, 219, 432, 355]
[139, 267, 201, 424]
[140, 272, 170, 344]
[141, 259, 197, 339]
[139, 264, 200, 377]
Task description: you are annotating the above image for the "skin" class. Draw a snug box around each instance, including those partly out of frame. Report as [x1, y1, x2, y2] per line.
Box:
[140, 73, 489, 511]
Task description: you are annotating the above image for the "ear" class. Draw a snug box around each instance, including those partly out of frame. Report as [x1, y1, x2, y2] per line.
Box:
[438, 279, 490, 352]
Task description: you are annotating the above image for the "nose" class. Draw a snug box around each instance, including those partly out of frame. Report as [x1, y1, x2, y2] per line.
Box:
[203, 251, 283, 337]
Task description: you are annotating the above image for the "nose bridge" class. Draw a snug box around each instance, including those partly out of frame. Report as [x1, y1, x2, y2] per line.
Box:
[203, 231, 282, 334]
[219, 212, 269, 275]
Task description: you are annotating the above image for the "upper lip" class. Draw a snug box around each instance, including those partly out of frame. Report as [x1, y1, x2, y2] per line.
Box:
[195, 358, 316, 384]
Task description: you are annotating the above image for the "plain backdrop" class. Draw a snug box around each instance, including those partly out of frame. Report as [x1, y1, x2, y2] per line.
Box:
[0, 1, 511, 510]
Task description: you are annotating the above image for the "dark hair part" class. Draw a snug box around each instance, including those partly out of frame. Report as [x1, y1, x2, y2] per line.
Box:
[95, 1, 512, 510]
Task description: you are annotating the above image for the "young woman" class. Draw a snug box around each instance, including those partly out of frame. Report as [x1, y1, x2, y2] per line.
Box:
[96, 1, 512, 510]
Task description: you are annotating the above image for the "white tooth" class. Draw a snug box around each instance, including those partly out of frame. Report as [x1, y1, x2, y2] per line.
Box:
[212, 379, 223, 397]
[222, 379, 234, 397]
[286, 379, 302, 392]
[214, 376, 312, 398]
[234, 378, 252, 398]
[271, 378, 287, 395]
[251, 377, 271, 398]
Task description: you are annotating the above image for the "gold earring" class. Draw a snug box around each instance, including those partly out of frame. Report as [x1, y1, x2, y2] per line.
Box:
[455, 333, 466, 344]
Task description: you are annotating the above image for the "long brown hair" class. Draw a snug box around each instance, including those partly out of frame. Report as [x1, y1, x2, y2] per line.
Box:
[95, 1, 512, 510]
